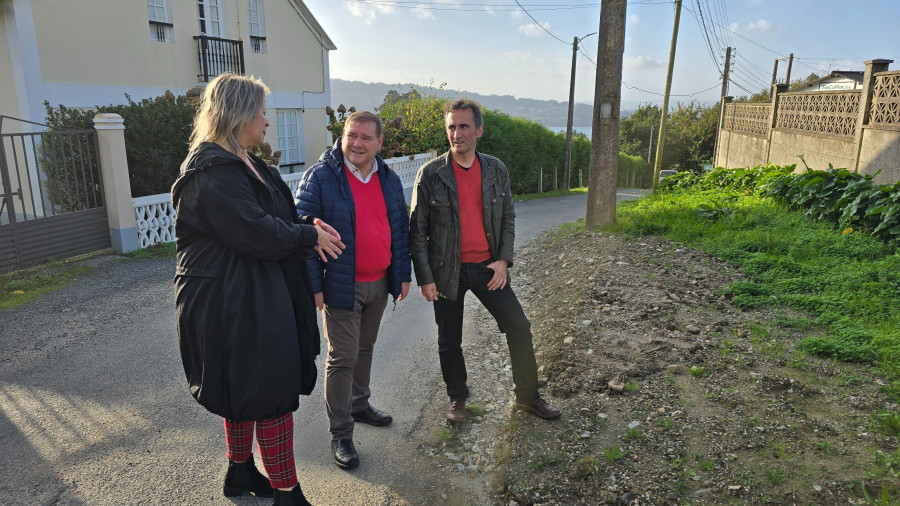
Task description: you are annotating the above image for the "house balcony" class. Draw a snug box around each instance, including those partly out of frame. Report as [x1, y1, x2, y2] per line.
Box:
[193, 35, 245, 82]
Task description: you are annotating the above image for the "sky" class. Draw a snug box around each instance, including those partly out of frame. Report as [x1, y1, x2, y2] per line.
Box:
[302, 0, 900, 107]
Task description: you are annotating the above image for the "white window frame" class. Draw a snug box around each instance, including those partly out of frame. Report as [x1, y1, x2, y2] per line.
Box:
[196, 0, 226, 37]
[248, 0, 267, 53]
[147, 0, 173, 43]
[276, 110, 304, 173]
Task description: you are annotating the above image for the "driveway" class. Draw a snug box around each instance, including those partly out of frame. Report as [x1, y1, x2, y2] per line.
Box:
[0, 190, 646, 505]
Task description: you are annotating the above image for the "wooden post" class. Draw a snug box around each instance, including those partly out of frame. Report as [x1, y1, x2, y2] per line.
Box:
[651, 0, 682, 192]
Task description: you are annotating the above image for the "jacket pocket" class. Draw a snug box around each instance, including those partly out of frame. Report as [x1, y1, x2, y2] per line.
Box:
[429, 195, 453, 225]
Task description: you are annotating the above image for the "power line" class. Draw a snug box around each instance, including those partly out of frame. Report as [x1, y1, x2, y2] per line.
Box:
[688, 0, 722, 74]
[622, 81, 720, 97]
[512, 0, 570, 45]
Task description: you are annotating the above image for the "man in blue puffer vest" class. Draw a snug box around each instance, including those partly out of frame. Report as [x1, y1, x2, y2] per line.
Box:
[295, 111, 411, 470]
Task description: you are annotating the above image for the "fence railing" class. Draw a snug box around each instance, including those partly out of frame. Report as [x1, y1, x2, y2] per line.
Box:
[869, 70, 900, 127]
[775, 90, 861, 137]
[194, 35, 245, 82]
[722, 103, 772, 137]
[134, 151, 436, 248]
[2, 117, 104, 225]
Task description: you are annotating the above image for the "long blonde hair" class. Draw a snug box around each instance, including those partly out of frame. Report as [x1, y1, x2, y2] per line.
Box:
[189, 73, 270, 154]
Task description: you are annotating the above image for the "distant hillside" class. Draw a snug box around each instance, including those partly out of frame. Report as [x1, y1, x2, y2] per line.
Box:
[330, 78, 602, 127]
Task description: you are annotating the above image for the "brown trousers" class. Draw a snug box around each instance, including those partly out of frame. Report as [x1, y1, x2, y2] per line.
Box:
[322, 276, 389, 439]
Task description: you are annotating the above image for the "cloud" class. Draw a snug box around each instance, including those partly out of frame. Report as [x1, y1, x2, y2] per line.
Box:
[728, 22, 739, 33]
[624, 56, 664, 69]
[498, 50, 534, 62]
[747, 19, 773, 31]
[629, 14, 640, 24]
[519, 22, 550, 38]
[411, 5, 435, 20]
[345, 2, 394, 24]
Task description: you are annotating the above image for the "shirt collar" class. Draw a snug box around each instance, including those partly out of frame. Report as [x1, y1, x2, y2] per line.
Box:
[344, 158, 378, 183]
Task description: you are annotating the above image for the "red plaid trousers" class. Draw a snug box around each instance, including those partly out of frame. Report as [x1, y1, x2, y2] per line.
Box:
[224, 413, 297, 489]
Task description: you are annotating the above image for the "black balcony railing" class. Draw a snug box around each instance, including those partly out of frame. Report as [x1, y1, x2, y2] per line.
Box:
[194, 35, 245, 82]
[250, 35, 266, 53]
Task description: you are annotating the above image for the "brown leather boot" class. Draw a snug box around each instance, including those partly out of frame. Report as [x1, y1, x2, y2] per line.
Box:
[516, 397, 562, 420]
[446, 399, 466, 423]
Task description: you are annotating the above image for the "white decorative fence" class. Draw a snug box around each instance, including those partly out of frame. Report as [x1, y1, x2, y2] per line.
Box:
[133, 151, 435, 248]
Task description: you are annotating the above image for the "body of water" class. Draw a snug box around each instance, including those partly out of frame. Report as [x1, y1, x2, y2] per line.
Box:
[548, 125, 592, 138]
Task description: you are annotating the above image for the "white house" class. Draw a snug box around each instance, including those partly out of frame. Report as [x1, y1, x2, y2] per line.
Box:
[0, 0, 335, 172]
[792, 71, 864, 93]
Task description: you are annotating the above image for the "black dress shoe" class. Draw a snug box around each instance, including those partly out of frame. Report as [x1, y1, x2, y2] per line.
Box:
[351, 405, 393, 427]
[331, 439, 359, 469]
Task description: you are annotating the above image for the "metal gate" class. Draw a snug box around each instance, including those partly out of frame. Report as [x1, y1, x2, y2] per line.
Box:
[0, 116, 110, 274]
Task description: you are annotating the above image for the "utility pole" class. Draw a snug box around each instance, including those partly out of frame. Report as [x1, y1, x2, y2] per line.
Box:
[785, 53, 794, 86]
[651, 0, 682, 192]
[585, 0, 627, 228]
[647, 123, 654, 163]
[712, 46, 732, 167]
[564, 32, 595, 190]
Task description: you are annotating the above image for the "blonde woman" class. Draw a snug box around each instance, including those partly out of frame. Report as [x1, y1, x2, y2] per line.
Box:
[172, 73, 343, 505]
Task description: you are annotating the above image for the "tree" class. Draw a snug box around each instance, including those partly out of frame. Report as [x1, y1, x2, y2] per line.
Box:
[619, 101, 717, 173]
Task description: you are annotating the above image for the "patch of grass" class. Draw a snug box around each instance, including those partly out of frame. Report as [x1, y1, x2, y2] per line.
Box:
[546, 218, 586, 242]
[571, 456, 599, 479]
[438, 427, 453, 442]
[817, 441, 838, 456]
[655, 418, 673, 429]
[688, 365, 707, 378]
[0, 264, 96, 309]
[624, 380, 639, 392]
[775, 312, 815, 330]
[125, 241, 176, 259]
[699, 459, 715, 471]
[624, 427, 644, 440]
[604, 446, 624, 462]
[872, 410, 900, 436]
[717, 339, 733, 356]
[746, 321, 770, 340]
[466, 403, 485, 417]
[531, 451, 565, 471]
[515, 187, 588, 202]
[765, 466, 787, 485]
[589, 417, 610, 430]
[523, 427, 547, 442]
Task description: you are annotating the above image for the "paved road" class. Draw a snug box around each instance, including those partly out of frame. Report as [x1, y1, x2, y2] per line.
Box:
[0, 191, 645, 505]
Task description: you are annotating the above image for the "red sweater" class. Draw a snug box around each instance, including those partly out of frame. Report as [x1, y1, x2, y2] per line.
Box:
[453, 158, 491, 263]
[346, 166, 391, 282]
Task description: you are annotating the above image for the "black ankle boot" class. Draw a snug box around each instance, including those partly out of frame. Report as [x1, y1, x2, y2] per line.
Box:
[222, 455, 274, 498]
[273, 485, 312, 505]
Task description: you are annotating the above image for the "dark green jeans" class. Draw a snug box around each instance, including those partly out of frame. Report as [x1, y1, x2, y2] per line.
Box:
[433, 261, 539, 404]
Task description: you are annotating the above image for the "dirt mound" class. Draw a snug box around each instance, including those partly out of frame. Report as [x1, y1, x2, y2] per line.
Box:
[497, 229, 896, 505]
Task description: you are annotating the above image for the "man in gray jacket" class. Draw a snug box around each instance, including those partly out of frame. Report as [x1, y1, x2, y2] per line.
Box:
[409, 98, 561, 423]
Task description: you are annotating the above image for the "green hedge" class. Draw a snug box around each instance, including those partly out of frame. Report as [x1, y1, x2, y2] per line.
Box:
[44, 90, 198, 198]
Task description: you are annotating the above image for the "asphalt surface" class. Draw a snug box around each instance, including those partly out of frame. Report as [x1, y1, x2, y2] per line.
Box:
[0, 190, 645, 505]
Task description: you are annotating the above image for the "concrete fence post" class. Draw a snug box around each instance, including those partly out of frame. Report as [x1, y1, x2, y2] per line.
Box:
[714, 95, 732, 168]
[93, 113, 138, 253]
[853, 58, 893, 172]
[764, 83, 789, 166]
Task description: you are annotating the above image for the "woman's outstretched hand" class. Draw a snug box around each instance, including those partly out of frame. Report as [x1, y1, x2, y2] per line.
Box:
[313, 219, 345, 262]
